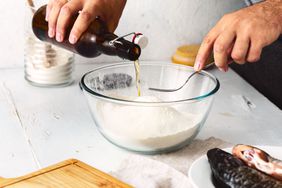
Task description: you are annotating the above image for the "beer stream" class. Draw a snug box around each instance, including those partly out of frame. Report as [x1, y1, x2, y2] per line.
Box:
[134, 60, 141, 96]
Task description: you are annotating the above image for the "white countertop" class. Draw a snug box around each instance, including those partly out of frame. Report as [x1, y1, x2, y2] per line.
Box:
[0, 62, 281, 178]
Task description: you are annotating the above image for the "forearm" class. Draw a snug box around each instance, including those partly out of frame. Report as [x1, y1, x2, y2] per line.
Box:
[259, 0, 282, 34]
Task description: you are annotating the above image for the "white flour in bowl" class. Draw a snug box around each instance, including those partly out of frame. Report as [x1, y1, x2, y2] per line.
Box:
[97, 96, 201, 150]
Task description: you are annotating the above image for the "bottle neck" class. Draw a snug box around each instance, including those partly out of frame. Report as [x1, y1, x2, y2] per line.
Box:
[99, 33, 141, 61]
[114, 38, 141, 61]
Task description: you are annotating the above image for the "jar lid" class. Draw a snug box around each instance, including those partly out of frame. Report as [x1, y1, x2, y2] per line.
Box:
[172, 44, 214, 68]
[175, 45, 200, 58]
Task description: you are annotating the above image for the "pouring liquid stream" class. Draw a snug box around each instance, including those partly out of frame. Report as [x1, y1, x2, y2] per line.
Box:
[134, 60, 141, 96]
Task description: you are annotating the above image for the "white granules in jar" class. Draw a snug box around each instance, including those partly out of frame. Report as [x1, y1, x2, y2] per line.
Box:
[97, 96, 201, 150]
[24, 36, 74, 86]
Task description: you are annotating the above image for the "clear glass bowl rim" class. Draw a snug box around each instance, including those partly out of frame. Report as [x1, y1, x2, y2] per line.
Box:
[81, 62, 220, 105]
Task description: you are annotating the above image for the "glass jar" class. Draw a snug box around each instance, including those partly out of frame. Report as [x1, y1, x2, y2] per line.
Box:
[24, 2, 74, 87]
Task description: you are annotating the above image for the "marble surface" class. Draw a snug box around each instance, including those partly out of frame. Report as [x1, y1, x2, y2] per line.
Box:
[0, 62, 281, 179]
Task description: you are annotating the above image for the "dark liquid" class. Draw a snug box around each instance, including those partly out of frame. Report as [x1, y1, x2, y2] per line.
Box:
[32, 5, 141, 60]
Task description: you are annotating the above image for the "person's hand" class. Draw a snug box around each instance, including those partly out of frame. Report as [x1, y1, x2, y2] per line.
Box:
[46, 0, 127, 44]
[194, 0, 282, 72]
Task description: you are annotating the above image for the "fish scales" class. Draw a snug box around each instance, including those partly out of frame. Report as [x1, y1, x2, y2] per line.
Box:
[207, 148, 282, 188]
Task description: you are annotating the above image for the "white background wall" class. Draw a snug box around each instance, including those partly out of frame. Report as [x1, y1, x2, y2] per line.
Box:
[0, 0, 245, 68]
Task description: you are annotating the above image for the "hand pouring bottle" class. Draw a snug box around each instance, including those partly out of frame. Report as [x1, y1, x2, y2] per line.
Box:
[32, 5, 141, 61]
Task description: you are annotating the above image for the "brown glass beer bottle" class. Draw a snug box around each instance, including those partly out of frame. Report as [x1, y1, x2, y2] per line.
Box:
[32, 5, 141, 61]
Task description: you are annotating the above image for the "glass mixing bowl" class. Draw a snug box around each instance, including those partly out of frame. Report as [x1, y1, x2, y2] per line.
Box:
[81, 62, 220, 154]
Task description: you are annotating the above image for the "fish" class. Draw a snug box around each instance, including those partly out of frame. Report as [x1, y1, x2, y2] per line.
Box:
[207, 148, 282, 188]
[232, 144, 282, 181]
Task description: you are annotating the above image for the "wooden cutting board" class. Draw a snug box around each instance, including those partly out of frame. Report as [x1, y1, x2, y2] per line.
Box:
[0, 159, 132, 188]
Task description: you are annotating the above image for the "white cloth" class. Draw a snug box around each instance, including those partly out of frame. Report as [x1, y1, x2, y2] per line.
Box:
[111, 156, 190, 188]
[111, 137, 231, 188]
